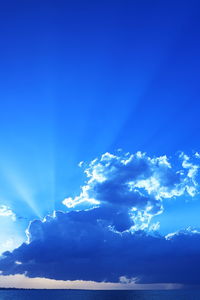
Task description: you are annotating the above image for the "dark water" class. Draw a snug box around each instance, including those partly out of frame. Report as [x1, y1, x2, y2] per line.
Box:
[0, 290, 200, 300]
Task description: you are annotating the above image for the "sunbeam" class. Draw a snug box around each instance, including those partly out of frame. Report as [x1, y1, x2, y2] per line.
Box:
[1, 164, 42, 218]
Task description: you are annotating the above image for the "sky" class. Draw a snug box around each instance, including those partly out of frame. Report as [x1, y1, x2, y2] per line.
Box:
[0, 0, 200, 289]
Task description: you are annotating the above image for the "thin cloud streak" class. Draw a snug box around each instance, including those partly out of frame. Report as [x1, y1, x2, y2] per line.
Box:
[0, 274, 183, 290]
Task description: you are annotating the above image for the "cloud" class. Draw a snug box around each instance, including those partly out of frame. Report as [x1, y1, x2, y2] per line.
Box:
[0, 151, 199, 285]
[0, 274, 182, 290]
[0, 205, 16, 221]
[63, 151, 199, 231]
[1, 211, 200, 284]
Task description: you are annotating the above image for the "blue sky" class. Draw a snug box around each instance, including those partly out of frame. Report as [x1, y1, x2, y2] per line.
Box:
[0, 0, 200, 288]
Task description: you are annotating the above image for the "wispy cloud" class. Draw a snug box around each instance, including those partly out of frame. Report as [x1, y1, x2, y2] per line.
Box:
[0, 205, 16, 221]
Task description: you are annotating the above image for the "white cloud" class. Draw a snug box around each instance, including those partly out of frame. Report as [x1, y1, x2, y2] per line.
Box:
[63, 151, 199, 231]
[165, 227, 200, 240]
[0, 205, 16, 221]
[0, 274, 183, 290]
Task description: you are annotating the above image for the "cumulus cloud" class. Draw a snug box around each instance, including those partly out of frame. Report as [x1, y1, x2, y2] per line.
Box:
[1, 211, 200, 284]
[63, 151, 199, 231]
[0, 151, 200, 285]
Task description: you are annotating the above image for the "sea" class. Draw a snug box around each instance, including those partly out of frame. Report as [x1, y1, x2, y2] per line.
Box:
[0, 290, 200, 300]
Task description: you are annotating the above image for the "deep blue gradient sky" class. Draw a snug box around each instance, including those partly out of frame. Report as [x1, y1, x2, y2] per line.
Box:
[0, 1, 200, 281]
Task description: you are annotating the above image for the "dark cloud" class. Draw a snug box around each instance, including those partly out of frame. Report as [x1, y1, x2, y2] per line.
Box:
[1, 209, 200, 284]
[0, 151, 200, 284]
